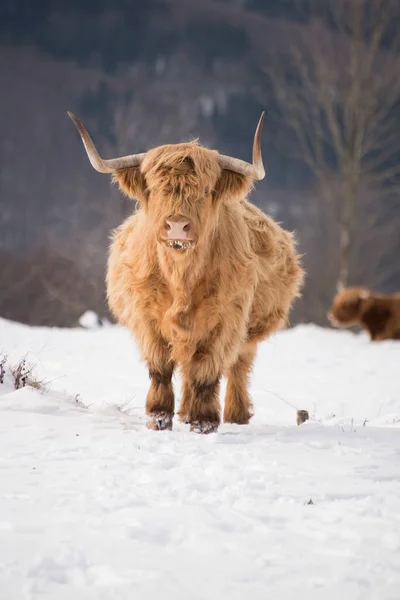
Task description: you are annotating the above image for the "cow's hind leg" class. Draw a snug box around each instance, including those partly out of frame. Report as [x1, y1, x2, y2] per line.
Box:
[182, 344, 221, 434]
[223, 341, 257, 424]
[145, 341, 175, 431]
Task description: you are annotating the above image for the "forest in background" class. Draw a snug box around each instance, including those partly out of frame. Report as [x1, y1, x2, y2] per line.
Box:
[1, 0, 399, 327]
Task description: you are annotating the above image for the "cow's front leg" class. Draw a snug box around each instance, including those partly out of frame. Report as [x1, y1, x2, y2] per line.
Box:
[181, 342, 222, 434]
[180, 296, 249, 434]
[145, 339, 175, 431]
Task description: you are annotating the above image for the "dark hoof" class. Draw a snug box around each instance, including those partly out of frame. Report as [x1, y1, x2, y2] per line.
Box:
[146, 412, 173, 431]
[189, 421, 219, 434]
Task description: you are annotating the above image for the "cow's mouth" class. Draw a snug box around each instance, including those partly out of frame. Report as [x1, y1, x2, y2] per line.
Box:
[328, 314, 350, 328]
[329, 319, 340, 328]
[165, 239, 195, 251]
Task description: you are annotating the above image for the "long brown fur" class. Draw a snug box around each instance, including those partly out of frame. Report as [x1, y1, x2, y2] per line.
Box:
[328, 287, 400, 341]
[107, 140, 304, 432]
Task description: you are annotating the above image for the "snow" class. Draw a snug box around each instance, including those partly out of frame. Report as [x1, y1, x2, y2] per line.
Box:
[78, 310, 111, 329]
[1, 317, 399, 599]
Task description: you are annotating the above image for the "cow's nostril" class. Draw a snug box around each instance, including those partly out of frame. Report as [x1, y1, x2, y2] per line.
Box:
[165, 219, 191, 238]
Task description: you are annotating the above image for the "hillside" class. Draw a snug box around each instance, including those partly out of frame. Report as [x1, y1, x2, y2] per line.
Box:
[0, 0, 399, 326]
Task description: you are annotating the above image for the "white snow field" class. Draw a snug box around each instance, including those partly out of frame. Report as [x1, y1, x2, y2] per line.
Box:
[1, 317, 400, 600]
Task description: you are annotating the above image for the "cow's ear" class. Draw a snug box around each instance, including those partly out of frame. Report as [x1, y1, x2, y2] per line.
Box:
[212, 170, 253, 203]
[351, 297, 363, 313]
[112, 168, 149, 204]
[359, 289, 370, 299]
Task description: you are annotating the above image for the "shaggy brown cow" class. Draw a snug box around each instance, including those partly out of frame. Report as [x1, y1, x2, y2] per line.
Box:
[68, 111, 304, 433]
[328, 287, 400, 341]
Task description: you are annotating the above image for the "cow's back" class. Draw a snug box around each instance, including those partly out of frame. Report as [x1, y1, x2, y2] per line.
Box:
[241, 200, 303, 336]
[242, 201, 300, 282]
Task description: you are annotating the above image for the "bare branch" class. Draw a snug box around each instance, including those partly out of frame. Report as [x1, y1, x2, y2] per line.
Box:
[264, 0, 400, 288]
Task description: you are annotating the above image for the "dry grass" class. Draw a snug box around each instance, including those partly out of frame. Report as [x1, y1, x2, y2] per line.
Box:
[0, 352, 47, 393]
[10, 357, 47, 392]
[1, 352, 89, 413]
[0, 355, 6, 384]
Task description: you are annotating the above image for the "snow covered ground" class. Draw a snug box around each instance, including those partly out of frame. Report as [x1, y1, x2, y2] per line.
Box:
[1, 317, 399, 600]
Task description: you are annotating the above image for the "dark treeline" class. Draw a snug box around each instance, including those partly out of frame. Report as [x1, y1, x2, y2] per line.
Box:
[0, 0, 399, 326]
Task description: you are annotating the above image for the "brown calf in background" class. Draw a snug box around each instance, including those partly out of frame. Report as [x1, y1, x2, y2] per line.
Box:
[328, 287, 400, 341]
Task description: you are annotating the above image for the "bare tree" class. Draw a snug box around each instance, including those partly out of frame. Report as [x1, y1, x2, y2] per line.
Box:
[99, 56, 246, 157]
[265, 0, 400, 290]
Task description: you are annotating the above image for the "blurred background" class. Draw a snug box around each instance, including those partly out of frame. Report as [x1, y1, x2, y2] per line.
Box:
[1, 0, 399, 328]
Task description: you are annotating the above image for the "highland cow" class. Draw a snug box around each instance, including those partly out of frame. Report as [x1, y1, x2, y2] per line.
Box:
[328, 287, 400, 341]
[68, 111, 304, 433]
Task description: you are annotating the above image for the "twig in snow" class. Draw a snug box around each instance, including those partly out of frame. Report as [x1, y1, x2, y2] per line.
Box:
[260, 387, 314, 425]
[72, 393, 89, 409]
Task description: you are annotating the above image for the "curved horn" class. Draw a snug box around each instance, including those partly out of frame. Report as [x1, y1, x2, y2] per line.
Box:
[218, 112, 265, 180]
[67, 112, 145, 173]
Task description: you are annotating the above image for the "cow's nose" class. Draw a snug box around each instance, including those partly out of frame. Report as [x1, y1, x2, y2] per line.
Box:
[164, 220, 191, 239]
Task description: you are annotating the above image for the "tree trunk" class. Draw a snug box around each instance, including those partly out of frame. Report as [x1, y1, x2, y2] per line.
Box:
[337, 178, 359, 292]
[337, 224, 350, 291]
